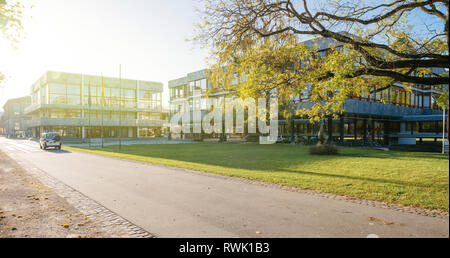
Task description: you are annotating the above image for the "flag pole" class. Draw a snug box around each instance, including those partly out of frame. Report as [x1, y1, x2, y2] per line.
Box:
[101, 73, 104, 149]
[119, 64, 122, 151]
[88, 79, 91, 149]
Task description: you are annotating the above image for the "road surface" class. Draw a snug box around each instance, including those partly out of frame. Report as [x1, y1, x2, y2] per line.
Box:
[0, 137, 448, 238]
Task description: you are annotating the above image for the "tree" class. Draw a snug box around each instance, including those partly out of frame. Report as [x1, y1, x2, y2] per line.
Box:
[0, 0, 24, 44]
[436, 72, 449, 108]
[194, 0, 449, 120]
[1, 0, 25, 87]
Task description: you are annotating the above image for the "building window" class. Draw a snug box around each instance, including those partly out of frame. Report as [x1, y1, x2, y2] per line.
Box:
[189, 81, 195, 94]
[139, 90, 161, 110]
[49, 84, 81, 105]
[122, 89, 136, 108]
[48, 109, 81, 118]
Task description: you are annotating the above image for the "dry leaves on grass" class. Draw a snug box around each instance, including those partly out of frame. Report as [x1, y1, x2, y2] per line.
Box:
[368, 217, 405, 226]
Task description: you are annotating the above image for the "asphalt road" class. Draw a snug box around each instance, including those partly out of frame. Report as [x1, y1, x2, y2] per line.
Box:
[0, 137, 448, 238]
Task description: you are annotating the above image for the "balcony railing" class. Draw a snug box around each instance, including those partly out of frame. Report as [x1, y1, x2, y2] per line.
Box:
[27, 117, 167, 127]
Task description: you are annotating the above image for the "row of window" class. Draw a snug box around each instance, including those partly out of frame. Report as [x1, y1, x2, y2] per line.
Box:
[40, 110, 162, 120]
[171, 79, 210, 98]
[32, 84, 162, 109]
[279, 121, 447, 136]
[170, 96, 225, 113]
[365, 87, 439, 109]
[38, 126, 164, 139]
[299, 85, 440, 109]
[47, 83, 161, 99]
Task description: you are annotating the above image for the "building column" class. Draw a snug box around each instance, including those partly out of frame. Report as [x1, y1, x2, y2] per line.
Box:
[340, 116, 345, 145]
[383, 122, 390, 146]
[290, 116, 295, 143]
[327, 117, 333, 144]
[371, 119, 376, 142]
[137, 127, 140, 138]
[82, 126, 86, 139]
[435, 121, 439, 142]
[363, 119, 368, 143]
[419, 122, 423, 144]
[136, 80, 140, 108]
[307, 123, 311, 141]
[447, 108, 449, 141]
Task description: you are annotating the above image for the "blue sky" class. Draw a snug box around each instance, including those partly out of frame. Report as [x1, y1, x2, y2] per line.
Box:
[0, 0, 210, 110]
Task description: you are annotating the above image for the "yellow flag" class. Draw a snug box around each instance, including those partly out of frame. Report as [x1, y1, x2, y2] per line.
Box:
[101, 74, 105, 106]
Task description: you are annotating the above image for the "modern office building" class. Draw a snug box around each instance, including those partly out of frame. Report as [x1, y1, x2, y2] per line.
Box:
[169, 69, 238, 140]
[25, 71, 168, 139]
[289, 38, 448, 146]
[1, 96, 32, 138]
[169, 38, 448, 145]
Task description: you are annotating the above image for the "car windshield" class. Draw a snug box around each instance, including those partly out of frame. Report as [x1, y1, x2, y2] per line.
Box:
[45, 133, 61, 141]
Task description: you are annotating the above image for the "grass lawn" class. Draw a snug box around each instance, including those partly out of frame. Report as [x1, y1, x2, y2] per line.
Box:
[66, 143, 449, 212]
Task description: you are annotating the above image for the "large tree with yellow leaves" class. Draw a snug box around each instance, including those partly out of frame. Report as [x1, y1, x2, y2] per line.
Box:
[1, 0, 25, 87]
[194, 0, 449, 120]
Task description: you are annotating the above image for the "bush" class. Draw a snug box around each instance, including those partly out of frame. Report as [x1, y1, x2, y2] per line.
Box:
[309, 143, 339, 155]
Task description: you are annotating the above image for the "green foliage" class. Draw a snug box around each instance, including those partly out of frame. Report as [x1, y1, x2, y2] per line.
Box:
[435, 72, 449, 108]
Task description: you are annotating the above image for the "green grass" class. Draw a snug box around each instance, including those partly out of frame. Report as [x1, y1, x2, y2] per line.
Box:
[66, 143, 449, 212]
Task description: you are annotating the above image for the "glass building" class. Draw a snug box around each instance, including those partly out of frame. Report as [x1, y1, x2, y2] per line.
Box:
[169, 69, 233, 140]
[1, 96, 32, 138]
[25, 71, 168, 139]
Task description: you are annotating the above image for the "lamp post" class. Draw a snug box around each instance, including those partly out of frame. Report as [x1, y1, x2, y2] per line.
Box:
[443, 106, 446, 154]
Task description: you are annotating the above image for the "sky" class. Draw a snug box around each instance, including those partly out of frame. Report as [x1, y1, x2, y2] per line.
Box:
[0, 0, 210, 111]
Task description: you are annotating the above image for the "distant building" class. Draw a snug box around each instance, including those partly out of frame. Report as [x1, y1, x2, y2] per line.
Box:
[2, 96, 32, 138]
[169, 69, 231, 140]
[0, 112, 4, 135]
[25, 71, 168, 139]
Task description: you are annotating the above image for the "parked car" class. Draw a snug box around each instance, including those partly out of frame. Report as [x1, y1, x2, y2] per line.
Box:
[40, 132, 62, 150]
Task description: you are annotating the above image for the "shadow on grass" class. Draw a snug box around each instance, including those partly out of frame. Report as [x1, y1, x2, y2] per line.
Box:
[277, 168, 439, 189]
[338, 151, 449, 161]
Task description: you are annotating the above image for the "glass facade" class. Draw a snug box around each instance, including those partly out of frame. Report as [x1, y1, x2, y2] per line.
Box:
[170, 79, 209, 100]
[48, 109, 82, 118]
[28, 72, 166, 139]
[139, 90, 162, 110]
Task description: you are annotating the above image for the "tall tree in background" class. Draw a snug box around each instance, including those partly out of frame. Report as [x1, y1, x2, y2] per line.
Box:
[194, 0, 449, 120]
[1, 0, 25, 87]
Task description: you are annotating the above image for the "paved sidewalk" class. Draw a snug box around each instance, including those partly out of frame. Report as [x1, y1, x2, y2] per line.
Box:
[0, 149, 152, 238]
